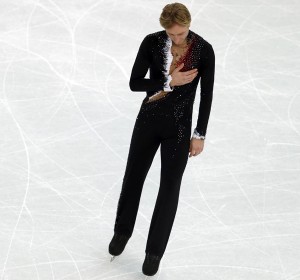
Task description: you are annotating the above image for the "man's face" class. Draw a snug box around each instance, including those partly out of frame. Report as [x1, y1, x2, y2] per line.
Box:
[165, 23, 190, 46]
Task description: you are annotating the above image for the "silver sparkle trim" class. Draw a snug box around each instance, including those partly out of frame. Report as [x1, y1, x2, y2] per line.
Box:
[192, 128, 205, 140]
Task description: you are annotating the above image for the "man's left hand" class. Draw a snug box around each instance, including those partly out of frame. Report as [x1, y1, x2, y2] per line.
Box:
[189, 138, 204, 157]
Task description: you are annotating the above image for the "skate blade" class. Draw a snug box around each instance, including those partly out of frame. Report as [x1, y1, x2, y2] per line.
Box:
[110, 255, 116, 262]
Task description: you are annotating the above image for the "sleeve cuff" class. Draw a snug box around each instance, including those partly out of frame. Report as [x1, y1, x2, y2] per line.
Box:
[163, 75, 174, 92]
[192, 128, 205, 140]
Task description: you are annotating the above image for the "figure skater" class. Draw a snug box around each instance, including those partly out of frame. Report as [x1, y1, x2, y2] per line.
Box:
[108, 2, 215, 277]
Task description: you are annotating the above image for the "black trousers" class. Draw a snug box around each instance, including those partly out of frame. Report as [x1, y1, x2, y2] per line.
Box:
[113, 97, 191, 257]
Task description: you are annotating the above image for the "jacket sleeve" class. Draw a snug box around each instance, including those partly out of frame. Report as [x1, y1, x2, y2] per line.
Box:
[129, 35, 168, 92]
[194, 43, 215, 137]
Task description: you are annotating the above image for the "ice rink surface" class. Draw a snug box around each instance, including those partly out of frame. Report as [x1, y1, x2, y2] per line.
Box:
[0, 0, 300, 279]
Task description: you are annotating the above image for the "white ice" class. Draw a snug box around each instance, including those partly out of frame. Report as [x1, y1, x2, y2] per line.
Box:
[0, 0, 300, 279]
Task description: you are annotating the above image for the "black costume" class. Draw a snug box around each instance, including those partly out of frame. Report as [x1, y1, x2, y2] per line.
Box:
[113, 29, 215, 257]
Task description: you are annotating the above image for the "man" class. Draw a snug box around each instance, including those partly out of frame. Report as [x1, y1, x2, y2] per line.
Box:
[108, 2, 215, 277]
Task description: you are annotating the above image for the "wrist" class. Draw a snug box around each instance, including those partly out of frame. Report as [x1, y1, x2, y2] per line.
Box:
[192, 128, 205, 140]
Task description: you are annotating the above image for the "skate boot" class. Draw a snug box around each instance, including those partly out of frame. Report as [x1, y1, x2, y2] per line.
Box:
[108, 233, 130, 262]
[142, 253, 162, 276]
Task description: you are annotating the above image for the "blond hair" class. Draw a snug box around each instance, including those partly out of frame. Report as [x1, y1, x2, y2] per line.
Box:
[159, 3, 191, 29]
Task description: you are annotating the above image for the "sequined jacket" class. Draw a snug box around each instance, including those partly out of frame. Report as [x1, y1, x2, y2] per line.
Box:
[129, 29, 215, 138]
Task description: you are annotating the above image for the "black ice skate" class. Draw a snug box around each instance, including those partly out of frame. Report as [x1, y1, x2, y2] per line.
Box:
[108, 233, 130, 262]
[142, 253, 162, 276]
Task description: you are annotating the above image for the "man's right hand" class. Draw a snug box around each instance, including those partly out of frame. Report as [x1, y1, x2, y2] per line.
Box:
[170, 63, 198, 87]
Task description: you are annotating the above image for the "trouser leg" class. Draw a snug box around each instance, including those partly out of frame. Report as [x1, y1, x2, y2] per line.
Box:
[145, 124, 191, 257]
[113, 116, 160, 237]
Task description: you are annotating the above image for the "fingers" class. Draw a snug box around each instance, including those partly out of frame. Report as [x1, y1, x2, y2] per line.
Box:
[189, 151, 201, 157]
[189, 145, 203, 157]
[174, 66, 198, 86]
[174, 63, 184, 72]
[184, 69, 198, 83]
[184, 72, 198, 83]
[185, 69, 198, 76]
